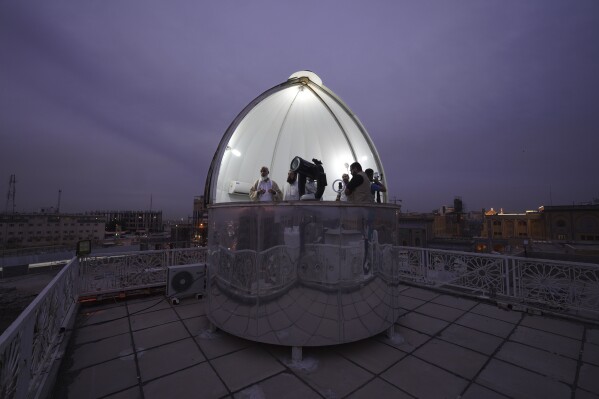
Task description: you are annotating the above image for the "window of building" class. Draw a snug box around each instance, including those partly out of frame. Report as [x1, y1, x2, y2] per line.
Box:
[556, 220, 566, 228]
[557, 234, 567, 240]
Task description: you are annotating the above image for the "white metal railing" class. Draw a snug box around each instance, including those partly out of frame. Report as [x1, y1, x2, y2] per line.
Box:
[79, 247, 207, 297]
[0, 247, 207, 399]
[0, 257, 79, 399]
[393, 246, 599, 319]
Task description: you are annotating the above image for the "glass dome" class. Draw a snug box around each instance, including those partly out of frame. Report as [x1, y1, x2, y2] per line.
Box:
[205, 71, 386, 203]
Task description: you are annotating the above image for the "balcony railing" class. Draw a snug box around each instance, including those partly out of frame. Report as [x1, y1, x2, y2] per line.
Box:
[0, 246, 597, 398]
[79, 247, 206, 297]
[0, 247, 206, 399]
[393, 246, 599, 319]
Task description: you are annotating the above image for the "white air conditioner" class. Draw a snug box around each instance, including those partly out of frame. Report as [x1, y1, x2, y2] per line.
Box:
[167, 263, 206, 304]
[228, 180, 252, 195]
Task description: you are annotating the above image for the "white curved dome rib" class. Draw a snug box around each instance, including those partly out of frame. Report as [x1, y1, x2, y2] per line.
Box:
[205, 71, 386, 204]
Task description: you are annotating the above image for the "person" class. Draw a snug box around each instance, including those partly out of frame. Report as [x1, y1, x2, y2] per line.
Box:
[283, 170, 300, 201]
[250, 166, 283, 202]
[365, 168, 387, 203]
[344, 162, 372, 203]
[335, 173, 350, 201]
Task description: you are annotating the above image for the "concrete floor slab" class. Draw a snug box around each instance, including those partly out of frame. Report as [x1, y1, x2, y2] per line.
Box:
[73, 316, 130, 345]
[437, 324, 503, 355]
[414, 338, 488, 379]
[397, 295, 426, 310]
[381, 355, 468, 398]
[137, 337, 206, 381]
[582, 342, 599, 366]
[336, 338, 406, 374]
[455, 312, 515, 338]
[142, 362, 228, 399]
[509, 325, 582, 359]
[401, 287, 440, 301]
[234, 372, 321, 399]
[210, 346, 285, 392]
[378, 325, 431, 353]
[578, 363, 599, 395]
[347, 378, 414, 399]
[285, 348, 374, 398]
[415, 302, 466, 322]
[69, 333, 134, 371]
[132, 320, 189, 349]
[396, 311, 449, 336]
[495, 341, 578, 384]
[461, 383, 509, 399]
[129, 308, 179, 331]
[470, 303, 523, 324]
[431, 294, 478, 311]
[64, 357, 138, 399]
[520, 314, 584, 340]
[477, 359, 571, 399]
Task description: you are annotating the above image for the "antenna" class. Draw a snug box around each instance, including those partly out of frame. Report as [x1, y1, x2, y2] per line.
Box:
[5, 174, 16, 214]
[56, 189, 62, 213]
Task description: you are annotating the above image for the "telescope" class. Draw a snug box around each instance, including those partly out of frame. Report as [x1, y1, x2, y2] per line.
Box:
[290, 156, 327, 199]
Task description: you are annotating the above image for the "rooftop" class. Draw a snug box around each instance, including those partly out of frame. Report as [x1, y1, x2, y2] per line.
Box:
[2, 245, 599, 399]
[53, 285, 599, 398]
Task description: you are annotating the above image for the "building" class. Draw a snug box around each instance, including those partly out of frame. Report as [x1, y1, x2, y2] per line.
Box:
[95, 210, 163, 234]
[0, 212, 105, 250]
[398, 213, 434, 247]
[192, 196, 208, 246]
[478, 205, 599, 260]
[541, 204, 599, 241]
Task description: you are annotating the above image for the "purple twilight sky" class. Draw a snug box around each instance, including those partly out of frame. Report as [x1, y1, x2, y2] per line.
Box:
[1, 1, 598, 219]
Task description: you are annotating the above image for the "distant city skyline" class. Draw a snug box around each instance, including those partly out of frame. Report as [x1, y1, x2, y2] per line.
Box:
[1, 1, 598, 219]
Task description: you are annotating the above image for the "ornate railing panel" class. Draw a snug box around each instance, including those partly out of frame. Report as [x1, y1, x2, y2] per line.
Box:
[79, 247, 207, 296]
[396, 246, 599, 319]
[0, 258, 79, 399]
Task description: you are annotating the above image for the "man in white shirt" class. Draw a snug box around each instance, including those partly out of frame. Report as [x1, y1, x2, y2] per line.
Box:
[336, 173, 350, 202]
[284, 170, 300, 201]
[250, 166, 283, 202]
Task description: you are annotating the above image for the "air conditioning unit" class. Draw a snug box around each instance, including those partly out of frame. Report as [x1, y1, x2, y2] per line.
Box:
[167, 263, 207, 304]
[228, 180, 252, 195]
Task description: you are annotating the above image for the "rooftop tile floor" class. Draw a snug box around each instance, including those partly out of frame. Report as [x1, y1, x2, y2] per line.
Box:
[53, 285, 599, 398]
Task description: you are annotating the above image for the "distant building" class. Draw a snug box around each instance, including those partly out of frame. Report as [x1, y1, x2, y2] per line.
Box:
[0, 212, 105, 250]
[398, 213, 434, 247]
[192, 196, 208, 246]
[540, 205, 599, 241]
[94, 210, 163, 234]
[478, 208, 544, 253]
[477, 204, 599, 258]
[170, 223, 193, 248]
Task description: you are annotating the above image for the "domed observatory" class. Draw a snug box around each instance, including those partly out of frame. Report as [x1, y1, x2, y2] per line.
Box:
[205, 71, 402, 348]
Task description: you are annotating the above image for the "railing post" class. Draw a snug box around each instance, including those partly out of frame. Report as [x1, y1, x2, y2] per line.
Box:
[421, 248, 428, 282]
[504, 257, 511, 297]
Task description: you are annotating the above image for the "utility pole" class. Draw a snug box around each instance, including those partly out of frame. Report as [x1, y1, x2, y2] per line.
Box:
[56, 189, 62, 213]
[5, 174, 16, 214]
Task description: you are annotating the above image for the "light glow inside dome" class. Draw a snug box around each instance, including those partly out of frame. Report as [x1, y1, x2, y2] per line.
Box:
[205, 71, 386, 203]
